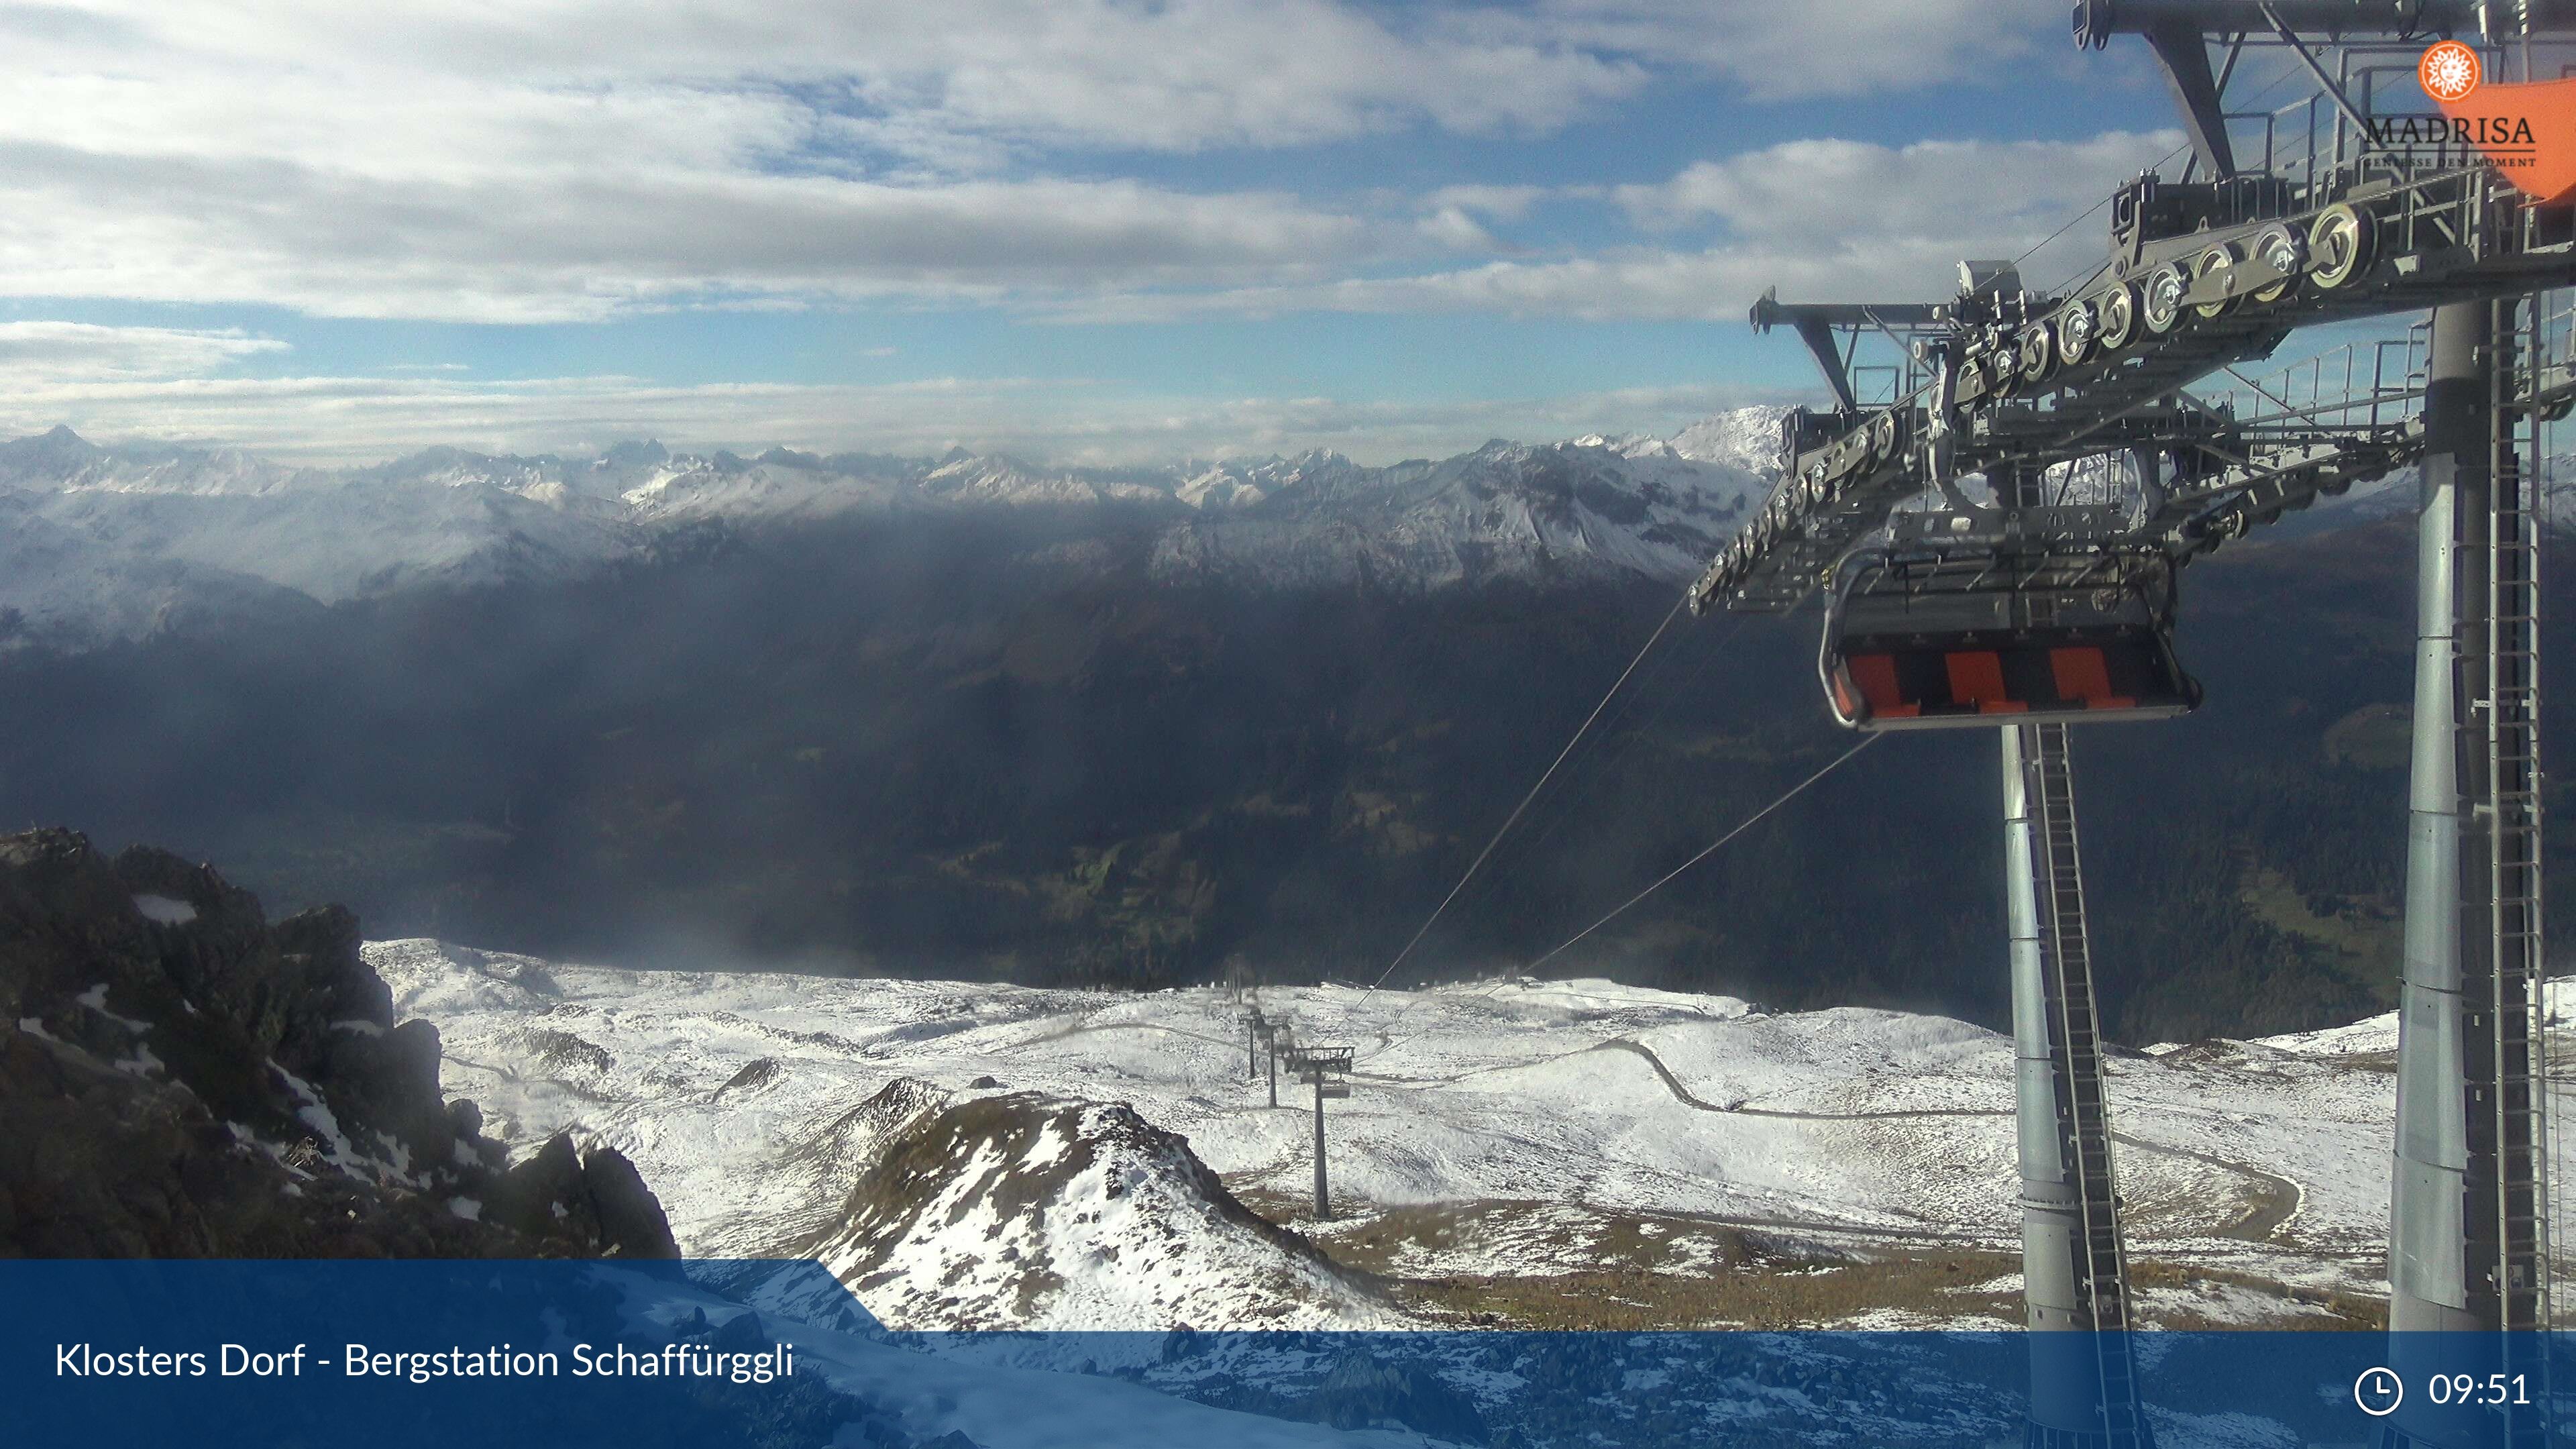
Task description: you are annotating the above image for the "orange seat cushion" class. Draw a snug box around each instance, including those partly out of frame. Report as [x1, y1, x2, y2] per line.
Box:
[1945, 651, 2022, 712]
[2049, 645, 2135, 710]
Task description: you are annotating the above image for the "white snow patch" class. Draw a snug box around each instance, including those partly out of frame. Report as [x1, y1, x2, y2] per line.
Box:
[131, 894, 197, 924]
[112, 1042, 165, 1077]
[77, 981, 152, 1032]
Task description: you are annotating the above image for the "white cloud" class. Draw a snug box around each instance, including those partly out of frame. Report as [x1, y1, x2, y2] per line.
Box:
[1613, 132, 2180, 239]
[1520, 0, 2068, 102]
[0, 321, 287, 379]
[0, 3, 2092, 323]
[1053, 130, 2184, 323]
[1416, 207, 1503, 252]
[60, 2, 1650, 157]
[0, 146, 1374, 323]
[1424, 185, 1551, 221]
[0, 370, 1779, 469]
[0, 3, 2157, 461]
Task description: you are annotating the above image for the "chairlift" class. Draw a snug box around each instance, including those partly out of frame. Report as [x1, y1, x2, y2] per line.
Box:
[1817, 541, 2202, 731]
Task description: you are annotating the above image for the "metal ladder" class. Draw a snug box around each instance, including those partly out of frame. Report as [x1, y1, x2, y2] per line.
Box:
[2483, 294, 2551, 1444]
[2025, 722, 2152, 1448]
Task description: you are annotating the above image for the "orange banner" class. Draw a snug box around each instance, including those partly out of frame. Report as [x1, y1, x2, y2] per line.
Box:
[2435, 76, 2576, 205]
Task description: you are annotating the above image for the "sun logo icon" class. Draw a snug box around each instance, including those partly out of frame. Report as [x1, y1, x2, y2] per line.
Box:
[2421, 40, 2481, 102]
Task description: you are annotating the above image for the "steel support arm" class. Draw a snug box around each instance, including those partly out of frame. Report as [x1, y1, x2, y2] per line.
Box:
[2076, 1, 2500, 46]
[1749, 290, 1945, 416]
[2143, 22, 2237, 178]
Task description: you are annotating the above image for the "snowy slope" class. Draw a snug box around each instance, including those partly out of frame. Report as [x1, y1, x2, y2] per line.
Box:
[374, 941, 2571, 1334]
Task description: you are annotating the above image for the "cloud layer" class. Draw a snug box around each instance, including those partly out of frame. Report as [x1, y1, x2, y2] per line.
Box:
[4, 2, 2106, 323]
[0, 353, 1776, 468]
[0, 2, 2167, 462]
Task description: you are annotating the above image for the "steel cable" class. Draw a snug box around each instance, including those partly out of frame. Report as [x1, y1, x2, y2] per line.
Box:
[1358, 731, 1886, 1063]
[1365, 591, 1690, 991]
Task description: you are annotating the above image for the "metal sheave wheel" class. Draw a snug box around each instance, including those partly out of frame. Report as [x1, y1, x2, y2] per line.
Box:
[2307, 203, 2373, 290]
[2019, 323, 2057, 385]
[2250, 223, 2302, 303]
[1982, 342, 2020, 397]
[2055, 299, 2096, 367]
[2096, 283, 2139, 351]
[2140, 263, 2188, 334]
[2192, 244, 2238, 319]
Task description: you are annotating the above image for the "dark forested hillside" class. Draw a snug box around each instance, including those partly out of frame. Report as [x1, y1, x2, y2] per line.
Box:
[0, 504, 2561, 1044]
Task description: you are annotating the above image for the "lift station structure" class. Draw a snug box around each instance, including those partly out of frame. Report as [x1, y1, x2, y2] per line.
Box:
[1695, 4, 2571, 1444]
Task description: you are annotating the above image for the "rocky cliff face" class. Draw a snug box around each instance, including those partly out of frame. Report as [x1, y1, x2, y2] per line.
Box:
[0, 826, 676, 1258]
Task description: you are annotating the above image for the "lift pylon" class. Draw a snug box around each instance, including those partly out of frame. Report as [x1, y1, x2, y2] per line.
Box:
[1253, 1014, 1289, 1108]
[2383, 292, 2553, 1448]
[2004, 725, 2151, 1446]
[1281, 1044, 1354, 1220]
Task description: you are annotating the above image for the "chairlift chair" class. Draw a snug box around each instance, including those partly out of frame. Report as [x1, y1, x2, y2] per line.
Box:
[1818, 543, 2202, 731]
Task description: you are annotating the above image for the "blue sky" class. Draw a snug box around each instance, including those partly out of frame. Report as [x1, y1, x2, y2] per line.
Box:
[0, 1, 2210, 464]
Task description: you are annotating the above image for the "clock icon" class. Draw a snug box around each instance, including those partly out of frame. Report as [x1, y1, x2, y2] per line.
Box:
[2356, 1366, 2405, 1417]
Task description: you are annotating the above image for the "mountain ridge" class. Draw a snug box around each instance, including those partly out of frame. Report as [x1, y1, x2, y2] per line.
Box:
[0, 413, 1790, 647]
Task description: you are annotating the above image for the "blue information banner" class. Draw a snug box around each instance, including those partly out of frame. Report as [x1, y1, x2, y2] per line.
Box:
[1, 1260, 2565, 1448]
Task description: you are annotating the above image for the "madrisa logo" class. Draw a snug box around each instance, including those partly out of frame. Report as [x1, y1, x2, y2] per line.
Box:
[2367, 114, 2536, 150]
[2420, 40, 2481, 103]
[2386, 42, 2576, 205]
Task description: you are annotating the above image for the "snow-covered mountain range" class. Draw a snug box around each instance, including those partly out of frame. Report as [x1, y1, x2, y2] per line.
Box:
[0, 415, 1789, 649]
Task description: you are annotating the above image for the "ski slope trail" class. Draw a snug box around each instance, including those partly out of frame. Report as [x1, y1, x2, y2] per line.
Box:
[1591, 1037, 2303, 1244]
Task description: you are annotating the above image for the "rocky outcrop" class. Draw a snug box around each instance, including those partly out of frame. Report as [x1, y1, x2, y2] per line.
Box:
[798, 1085, 1394, 1330]
[0, 826, 676, 1258]
[486, 1133, 681, 1260]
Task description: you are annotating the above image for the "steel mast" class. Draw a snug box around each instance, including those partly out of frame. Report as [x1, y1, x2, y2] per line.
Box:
[2000, 453, 2153, 1447]
[2385, 292, 2552, 1449]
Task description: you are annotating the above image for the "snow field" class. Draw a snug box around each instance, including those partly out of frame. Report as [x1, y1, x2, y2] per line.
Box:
[374, 940, 2576, 1331]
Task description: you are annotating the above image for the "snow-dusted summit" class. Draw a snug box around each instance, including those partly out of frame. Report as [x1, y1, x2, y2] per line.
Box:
[1149, 433, 1774, 592]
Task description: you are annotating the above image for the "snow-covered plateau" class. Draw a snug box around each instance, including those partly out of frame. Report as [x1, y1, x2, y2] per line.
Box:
[371, 939, 2576, 1336]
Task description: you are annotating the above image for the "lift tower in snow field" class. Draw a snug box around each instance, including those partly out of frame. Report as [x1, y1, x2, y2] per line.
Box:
[1251, 1012, 1289, 1108]
[1693, 3, 2575, 1442]
[1281, 1044, 1353, 1221]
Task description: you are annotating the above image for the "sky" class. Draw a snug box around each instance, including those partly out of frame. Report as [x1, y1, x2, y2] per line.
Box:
[0, 1, 2210, 466]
